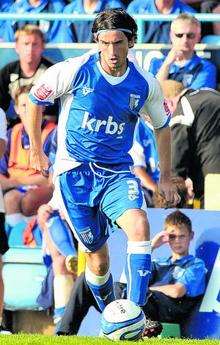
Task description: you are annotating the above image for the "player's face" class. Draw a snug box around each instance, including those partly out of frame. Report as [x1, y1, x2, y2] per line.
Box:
[165, 224, 193, 257]
[170, 21, 200, 53]
[98, 31, 131, 77]
[15, 33, 44, 64]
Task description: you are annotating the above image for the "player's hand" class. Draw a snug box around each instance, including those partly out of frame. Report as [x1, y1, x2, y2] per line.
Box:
[151, 230, 169, 250]
[157, 179, 181, 207]
[29, 149, 49, 177]
[37, 204, 54, 230]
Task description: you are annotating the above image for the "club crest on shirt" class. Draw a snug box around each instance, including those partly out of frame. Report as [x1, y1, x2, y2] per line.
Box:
[173, 266, 185, 279]
[129, 94, 140, 110]
[183, 74, 193, 87]
[34, 84, 53, 100]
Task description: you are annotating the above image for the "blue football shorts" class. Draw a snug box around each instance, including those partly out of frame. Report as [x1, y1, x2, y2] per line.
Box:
[56, 162, 146, 252]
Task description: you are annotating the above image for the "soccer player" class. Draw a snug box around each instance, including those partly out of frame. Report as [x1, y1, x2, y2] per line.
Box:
[27, 9, 179, 311]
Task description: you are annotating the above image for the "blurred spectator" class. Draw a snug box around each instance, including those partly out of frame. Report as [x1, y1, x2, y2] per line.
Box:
[0, 85, 56, 229]
[149, 13, 217, 89]
[127, 0, 196, 43]
[0, 24, 58, 127]
[0, 0, 13, 11]
[212, 4, 220, 35]
[201, 1, 220, 36]
[37, 204, 77, 324]
[56, 210, 206, 336]
[121, 0, 132, 8]
[0, 0, 13, 42]
[57, 0, 125, 43]
[182, 1, 202, 11]
[0, 108, 11, 335]
[35, 127, 78, 325]
[1, 0, 65, 43]
[161, 79, 220, 208]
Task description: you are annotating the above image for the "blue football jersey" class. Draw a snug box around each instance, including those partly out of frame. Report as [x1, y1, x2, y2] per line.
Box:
[30, 50, 170, 177]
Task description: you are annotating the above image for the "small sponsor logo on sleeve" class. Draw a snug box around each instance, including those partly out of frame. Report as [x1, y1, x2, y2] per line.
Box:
[34, 84, 53, 100]
[163, 100, 171, 116]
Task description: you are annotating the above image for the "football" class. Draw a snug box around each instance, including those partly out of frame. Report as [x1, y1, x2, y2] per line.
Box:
[100, 299, 146, 341]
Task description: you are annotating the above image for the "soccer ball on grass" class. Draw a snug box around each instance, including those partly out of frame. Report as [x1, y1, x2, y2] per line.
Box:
[101, 299, 146, 341]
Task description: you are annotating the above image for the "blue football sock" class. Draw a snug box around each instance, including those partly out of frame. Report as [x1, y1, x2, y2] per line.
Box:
[126, 241, 151, 306]
[47, 211, 77, 257]
[85, 268, 115, 312]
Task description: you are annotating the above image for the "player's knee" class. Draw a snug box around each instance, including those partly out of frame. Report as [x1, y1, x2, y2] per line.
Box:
[95, 261, 109, 276]
[87, 260, 109, 276]
[4, 190, 22, 213]
[129, 213, 149, 241]
[52, 254, 67, 275]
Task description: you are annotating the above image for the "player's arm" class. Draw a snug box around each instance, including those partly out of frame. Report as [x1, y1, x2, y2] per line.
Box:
[133, 166, 157, 192]
[149, 283, 186, 298]
[27, 101, 48, 172]
[131, 139, 157, 192]
[154, 126, 174, 198]
[27, 60, 77, 172]
[0, 139, 5, 158]
[140, 74, 179, 205]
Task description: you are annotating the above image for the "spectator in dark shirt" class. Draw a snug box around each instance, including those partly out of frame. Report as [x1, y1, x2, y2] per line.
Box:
[0, 24, 57, 126]
[161, 79, 220, 207]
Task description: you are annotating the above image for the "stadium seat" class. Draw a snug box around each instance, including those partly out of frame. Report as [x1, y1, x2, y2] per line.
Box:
[201, 35, 220, 44]
[3, 247, 47, 311]
[7, 221, 27, 247]
[159, 323, 181, 338]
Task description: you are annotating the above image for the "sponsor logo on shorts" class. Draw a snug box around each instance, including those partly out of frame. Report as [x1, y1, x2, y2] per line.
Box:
[127, 179, 139, 201]
[80, 228, 94, 244]
[34, 84, 53, 100]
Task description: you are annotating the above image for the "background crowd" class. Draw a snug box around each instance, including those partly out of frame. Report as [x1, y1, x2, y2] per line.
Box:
[0, 1, 219, 43]
[0, 0, 219, 336]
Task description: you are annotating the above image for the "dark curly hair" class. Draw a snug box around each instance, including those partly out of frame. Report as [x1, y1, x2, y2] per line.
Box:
[92, 8, 137, 43]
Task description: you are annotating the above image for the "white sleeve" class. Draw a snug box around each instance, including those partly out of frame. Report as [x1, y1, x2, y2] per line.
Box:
[0, 108, 7, 141]
[29, 55, 90, 105]
[129, 140, 146, 167]
[139, 73, 171, 129]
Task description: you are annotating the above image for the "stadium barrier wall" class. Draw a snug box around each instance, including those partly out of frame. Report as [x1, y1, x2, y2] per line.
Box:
[0, 13, 220, 43]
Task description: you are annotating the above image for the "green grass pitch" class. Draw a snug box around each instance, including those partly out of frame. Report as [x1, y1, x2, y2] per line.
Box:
[0, 335, 219, 345]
